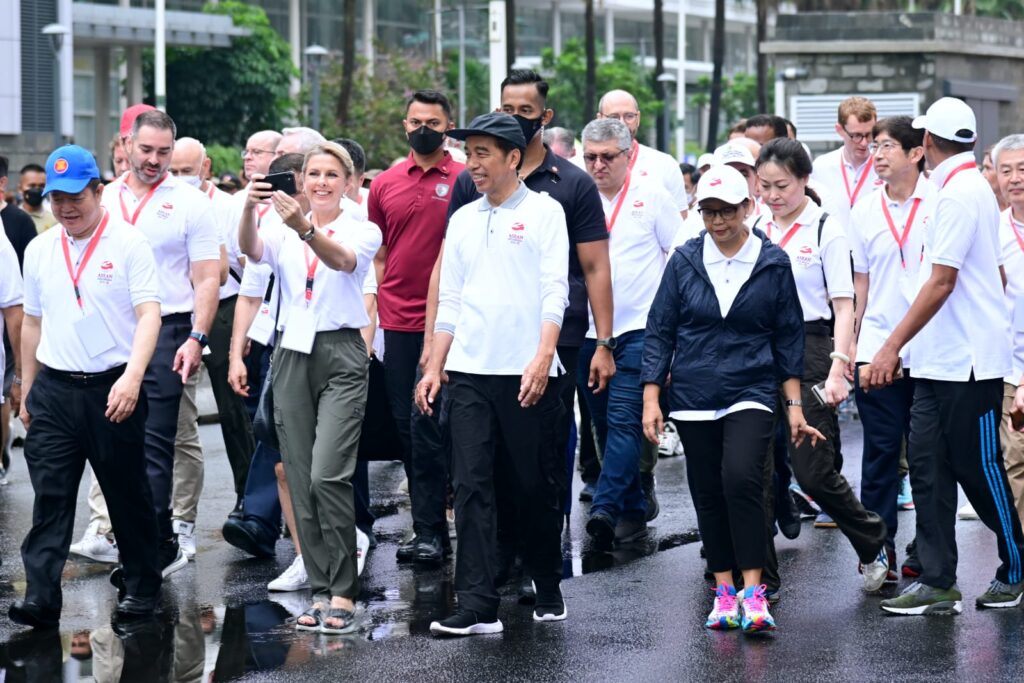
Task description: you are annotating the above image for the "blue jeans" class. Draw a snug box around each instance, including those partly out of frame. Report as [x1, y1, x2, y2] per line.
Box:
[586, 331, 647, 523]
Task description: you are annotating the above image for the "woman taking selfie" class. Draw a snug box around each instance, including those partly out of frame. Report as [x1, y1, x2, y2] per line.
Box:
[642, 164, 818, 633]
[239, 142, 382, 634]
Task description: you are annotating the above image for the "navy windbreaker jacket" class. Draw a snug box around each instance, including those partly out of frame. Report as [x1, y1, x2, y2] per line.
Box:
[641, 228, 805, 411]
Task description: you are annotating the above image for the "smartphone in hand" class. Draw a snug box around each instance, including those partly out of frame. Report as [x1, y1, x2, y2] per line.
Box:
[263, 171, 297, 196]
[812, 377, 854, 406]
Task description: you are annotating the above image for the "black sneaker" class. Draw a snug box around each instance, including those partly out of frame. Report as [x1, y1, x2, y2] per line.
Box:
[776, 490, 802, 540]
[227, 497, 244, 521]
[533, 584, 568, 622]
[396, 534, 418, 563]
[641, 473, 659, 521]
[586, 513, 615, 547]
[429, 609, 503, 637]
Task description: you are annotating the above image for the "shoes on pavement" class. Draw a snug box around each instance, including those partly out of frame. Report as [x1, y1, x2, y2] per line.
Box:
[705, 584, 740, 630]
[396, 534, 418, 563]
[430, 609, 503, 636]
[115, 594, 160, 621]
[268, 555, 310, 592]
[585, 513, 615, 547]
[159, 539, 188, 578]
[8, 600, 59, 629]
[902, 538, 922, 578]
[222, 518, 276, 559]
[518, 577, 536, 605]
[880, 581, 962, 615]
[69, 522, 119, 564]
[228, 497, 244, 521]
[356, 527, 370, 577]
[740, 584, 776, 632]
[897, 476, 915, 511]
[976, 579, 1024, 609]
[776, 489, 802, 540]
[658, 422, 684, 458]
[413, 535, 444, 565]
[172, 519, 196, 561]
[533, 583, 567, 622]
[789, 483, 820, 518]
[813, 512, 838, 529]
[578, 482, 597, 503]
[641, 472, 659, 522]
[861, 546, 889, 593]
[958, 502, 979, 520]
[614, 517, 648, 544]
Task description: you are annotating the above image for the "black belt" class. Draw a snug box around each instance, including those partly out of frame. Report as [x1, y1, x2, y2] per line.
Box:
[804, 320, 832, 336]
[43, 364, 126, 387]
[162, 312, 192, 324]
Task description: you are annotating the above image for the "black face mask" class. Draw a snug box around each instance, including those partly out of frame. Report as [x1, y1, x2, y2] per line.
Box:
[23, 188, 44, 207]
[514, 114, 544, 144]
[408, 126, 445, 155]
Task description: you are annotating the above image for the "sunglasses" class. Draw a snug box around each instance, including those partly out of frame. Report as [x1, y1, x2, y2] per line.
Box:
[583, 150, 627, 165]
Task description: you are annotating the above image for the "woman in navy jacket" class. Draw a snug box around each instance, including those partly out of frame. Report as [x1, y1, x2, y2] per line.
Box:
[641, 165, 821, 634]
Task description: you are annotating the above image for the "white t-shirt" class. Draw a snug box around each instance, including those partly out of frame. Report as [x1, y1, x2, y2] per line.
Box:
[632, 142, 688, 214]
[910, 152, 1011, 382]
[762, 200, 854, 321]
[588, 176, 681, 337]
[206, 183, 243, 300]
[0, 227, 24, 400]
[813, 146, 883, 235]
[23, 216, 160, 372]
[253, 209, 382, 333]
[999, 208, 1024, 385]
[101, 173, 220, 316]
[849, 176, 935, 366]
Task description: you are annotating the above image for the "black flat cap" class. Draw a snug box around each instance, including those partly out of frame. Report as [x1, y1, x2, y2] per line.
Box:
[447, 112, 527, 150]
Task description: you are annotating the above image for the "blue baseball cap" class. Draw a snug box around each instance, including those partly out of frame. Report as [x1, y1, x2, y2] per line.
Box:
[43, 145, 101, 196]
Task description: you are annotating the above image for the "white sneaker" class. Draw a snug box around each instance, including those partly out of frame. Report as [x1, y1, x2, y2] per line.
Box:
[658, 422, 683, 458]
[172, 519, 197, 561]
[356, 528, 370, 577]
[162, 547, 189, 578]
[862, 546, 889, 593]
[69, 522, 119, 564]
[958, 502, 979, 520]
[268, 554, 310, 592]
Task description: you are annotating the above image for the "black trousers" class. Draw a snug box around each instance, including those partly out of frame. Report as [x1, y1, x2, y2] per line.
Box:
[146, 313, 192, 541]
[383, 330, 448, 539]
[448, 372, 565, 618]
[203, 295, 255, 498]
[21, 367, 161, 612]
[909, 377, 1024, 588]
[786, 331, 887, 564]
[677, 410, 775, 572]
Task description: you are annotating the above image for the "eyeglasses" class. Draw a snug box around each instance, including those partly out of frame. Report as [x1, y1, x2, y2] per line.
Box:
[698, 206, 740, 221]
[605, 112, 639, 123]
[583, 150, 628, 165]
[867, 141, 906, 155]
[241, 148, 276, 158]
[842, 126, 873, 144]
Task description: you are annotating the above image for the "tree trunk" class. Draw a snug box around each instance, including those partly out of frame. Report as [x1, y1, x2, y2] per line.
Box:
[756, 0, 768, 114]
[707, 0, 725, 150]
[584, 0, 596, 121]
[506, 0, 516, 72]
[336, 0, 357, 129]
[654, 0, 666, 151]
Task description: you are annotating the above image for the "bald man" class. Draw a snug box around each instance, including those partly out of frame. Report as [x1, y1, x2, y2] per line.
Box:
[593, 90, 687, 218]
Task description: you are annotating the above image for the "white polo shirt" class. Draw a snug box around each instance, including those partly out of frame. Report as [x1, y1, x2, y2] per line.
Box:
[849, 176, 935, 366]
[437, 182, 570, 376]
[0, 228, 24, 400]
[101, 173, 220, 316]
[812, 147, 883, 234]
[761, 200, 853, 321]
[999, 208, 1024, 385]
[206, 183, 243, 300]
[252, 209, 382, 333]
[588, 176, 681, 338]
[911, 152, 1010, 382]
[632, 142, 687, 214]
[23, 215, 160, 373]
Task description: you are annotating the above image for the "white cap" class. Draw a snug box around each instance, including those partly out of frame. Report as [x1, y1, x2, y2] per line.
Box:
[713, 142, 756, 168]
[696, 164, 749, 205]
[696, 153, 715, 170]
[912, 97, 977, 144]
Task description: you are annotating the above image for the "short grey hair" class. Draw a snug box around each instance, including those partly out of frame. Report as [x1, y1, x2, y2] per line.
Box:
[992, 134, 1024, 167]
[543, 126, 575, 152]
[281, 126, 326, 154]
[581, 118, 632, 152]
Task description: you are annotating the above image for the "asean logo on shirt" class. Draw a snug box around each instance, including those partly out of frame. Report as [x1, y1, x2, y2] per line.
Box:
[631, 199, 645, 219]
[508, 222, 525, 245]
[97, 260, 115, 284]
[795, 245, 815, 269]
[434, 184, 450, 200]
[157, 201, 174, 220]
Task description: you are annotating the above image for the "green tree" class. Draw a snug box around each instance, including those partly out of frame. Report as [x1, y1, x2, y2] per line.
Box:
[689, 71, 766, 145]
[540, 39, 662, 137]
[443, 52, 490, 125]
[143, 1, 295, 146]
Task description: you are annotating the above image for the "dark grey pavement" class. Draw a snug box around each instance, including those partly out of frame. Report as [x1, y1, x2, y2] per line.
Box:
[1, 415, 1023, 682]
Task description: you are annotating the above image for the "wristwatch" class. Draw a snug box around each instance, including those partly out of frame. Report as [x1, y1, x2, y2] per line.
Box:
[188, 331, 209, 348]
[785, 399, 803, 407]
[596, 336, 617, 351]
[299, 226, 316, 242]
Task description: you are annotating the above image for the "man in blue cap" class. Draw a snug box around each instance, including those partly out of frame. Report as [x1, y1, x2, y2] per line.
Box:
[416, 112, 570, 635]
[11, 144, 164, 628]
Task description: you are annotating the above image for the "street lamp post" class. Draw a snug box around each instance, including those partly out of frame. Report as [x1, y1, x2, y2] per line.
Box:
[42, 23, 71, 150]
[304, 45, 328, 132]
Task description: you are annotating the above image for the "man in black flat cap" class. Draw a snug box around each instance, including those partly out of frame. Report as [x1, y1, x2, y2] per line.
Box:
[416, 112, 570, 636]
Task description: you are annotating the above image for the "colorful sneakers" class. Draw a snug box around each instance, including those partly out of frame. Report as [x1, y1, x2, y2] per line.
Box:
[705, 584, 740, 630]
[897, 476, 915, 511]
[740, 584, 776, 632]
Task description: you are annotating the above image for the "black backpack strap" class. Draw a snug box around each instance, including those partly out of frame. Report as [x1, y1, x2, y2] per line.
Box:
[817, 212, 829, 294]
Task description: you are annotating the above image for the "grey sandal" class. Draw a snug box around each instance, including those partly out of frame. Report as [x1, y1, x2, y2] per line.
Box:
[295, 606, 323, 632]
[320, 607, 357, 635]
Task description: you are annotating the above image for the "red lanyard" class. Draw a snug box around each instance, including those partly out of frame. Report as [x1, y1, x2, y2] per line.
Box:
[255, 203, 272, 229]
[605, 172, 632, 232]
[1010, 214, 1024, 255]
[206, 184, 215, 200]
[302, 228, 335, 304]
[627, 140, 639, 171]
[840, 156, 873, 208]
[119, 174, 167, 225]
[777, 223, 803, 249]
[60, 211, 110, 311]
[942, 161, 977, 189]
[880, 194, 922, 269]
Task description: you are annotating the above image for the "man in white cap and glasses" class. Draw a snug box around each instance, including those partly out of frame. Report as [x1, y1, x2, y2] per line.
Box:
[865, 97, 1024, 615]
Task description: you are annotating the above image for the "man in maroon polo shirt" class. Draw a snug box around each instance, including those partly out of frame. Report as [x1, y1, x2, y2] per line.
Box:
[369, 90, 465, 565]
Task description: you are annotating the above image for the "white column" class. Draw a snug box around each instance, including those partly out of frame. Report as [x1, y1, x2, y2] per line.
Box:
[155, 0, 166, 111]
[676, 1, 686, 161]
[363, 0, 375, 76]
[290, 0, 302, 98]
[604, 7, 614, 59]
[552, 1, 561, 56]
[488, 1, 507, 109]
[59, 0, 74, 138]
[434, 0, 443, 63]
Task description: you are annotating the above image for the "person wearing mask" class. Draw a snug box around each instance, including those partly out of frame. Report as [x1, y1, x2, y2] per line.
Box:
[756, 138, 890, 591]
[12, 145, 162, 628]
[368, 90, 463, 566]
[849, 116, 935, 586]
[868, 98, 1024, 614]
[416, 112, 569, 635]
[578, 117, 682, 546]
[642, 164, 815, 632]
[17, 164, 57, 233]
[239, 142, 381, 634]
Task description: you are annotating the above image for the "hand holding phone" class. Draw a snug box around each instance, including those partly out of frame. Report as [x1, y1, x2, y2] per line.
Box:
[263, 171, 297, 196]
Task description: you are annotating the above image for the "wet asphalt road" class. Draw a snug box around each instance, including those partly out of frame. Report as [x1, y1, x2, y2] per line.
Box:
[0, 416, 1023, 682]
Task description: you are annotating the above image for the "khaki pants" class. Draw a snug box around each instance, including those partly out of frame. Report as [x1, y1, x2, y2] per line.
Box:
[1001, 382, 1024, 528]
[172, 371, 204, 522]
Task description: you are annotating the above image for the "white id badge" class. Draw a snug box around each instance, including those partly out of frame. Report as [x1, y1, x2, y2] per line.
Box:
[74, 314, 117, 359]
[247, 304, 277, 345]
[280, 306, 317, 354]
